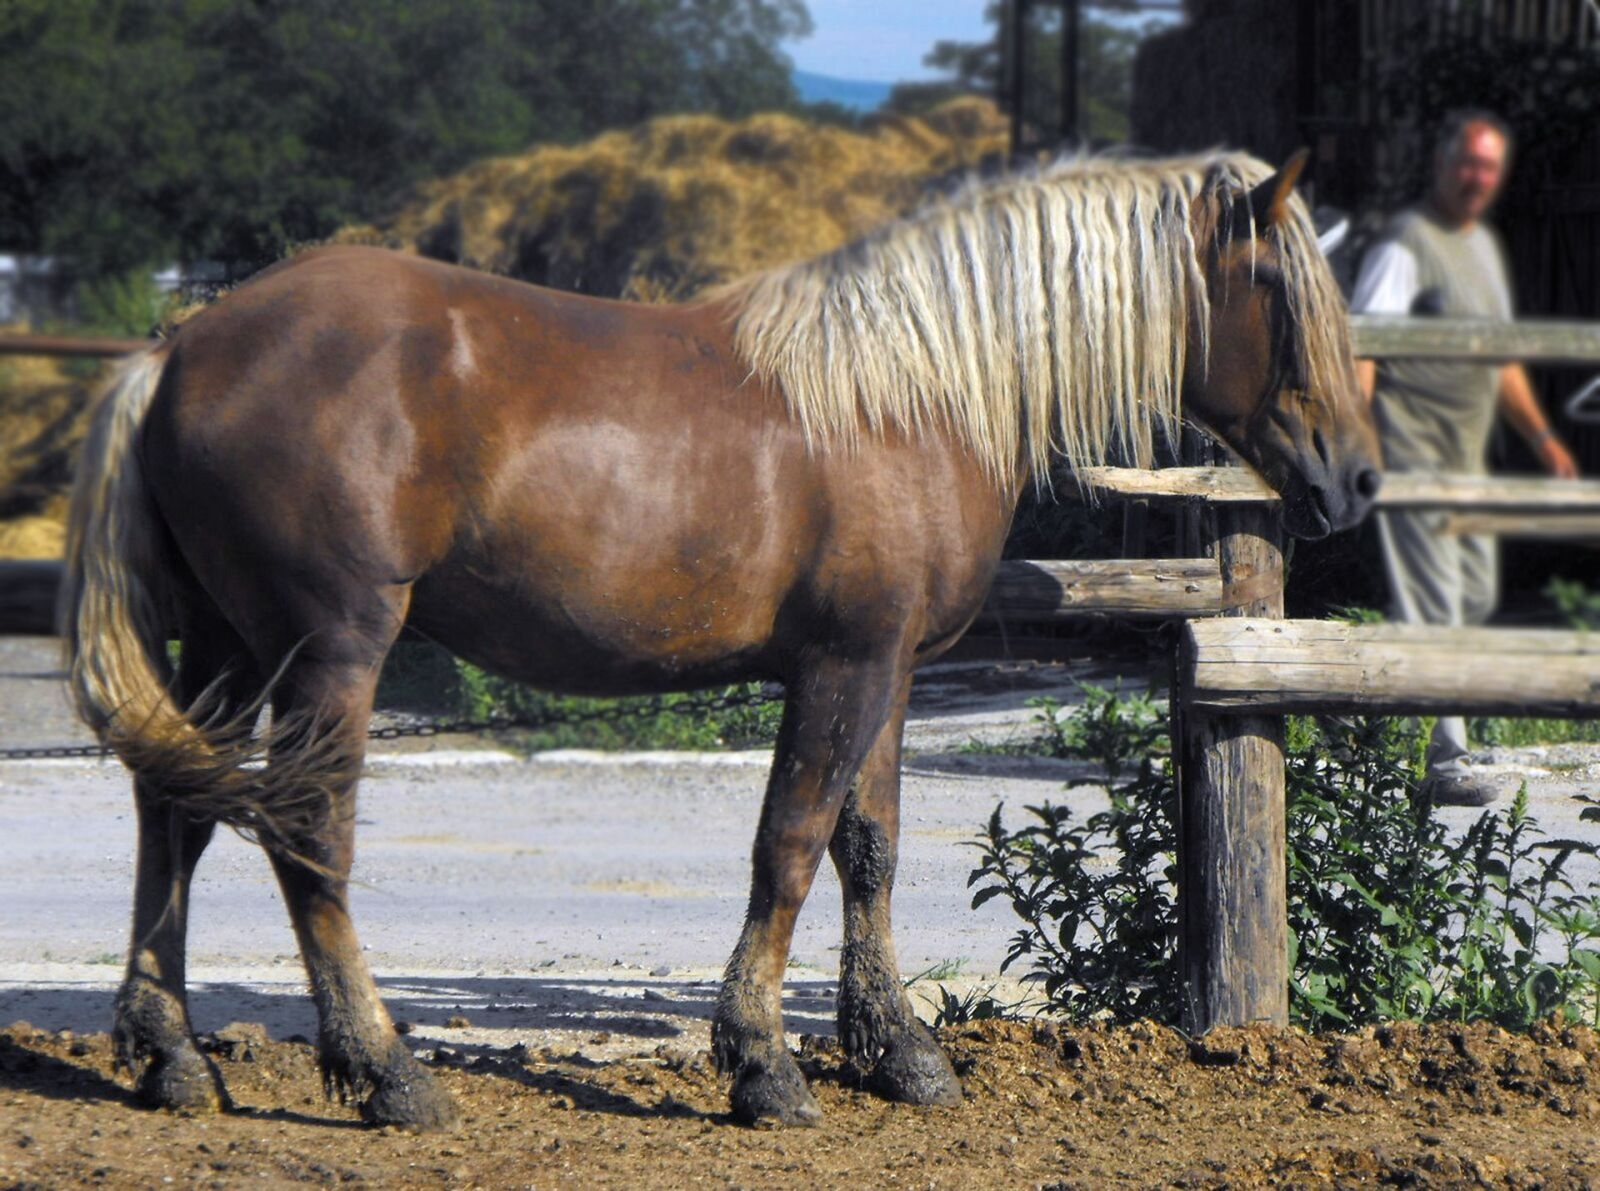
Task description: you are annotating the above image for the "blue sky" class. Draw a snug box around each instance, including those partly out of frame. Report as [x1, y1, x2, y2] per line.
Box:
[786, 0, 988, 82]
[787, 2, 1181, 83]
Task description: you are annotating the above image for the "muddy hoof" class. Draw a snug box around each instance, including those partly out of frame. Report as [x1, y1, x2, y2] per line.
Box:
[729, 1058, 822, 1127]
[869, 1034, 963, 1107]
[137, 1049, 230, 1114]
[361, 1058, 460, 1132]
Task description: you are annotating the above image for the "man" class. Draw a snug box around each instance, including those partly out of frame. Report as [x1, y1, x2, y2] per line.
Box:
[1351, 111, 1580, 806]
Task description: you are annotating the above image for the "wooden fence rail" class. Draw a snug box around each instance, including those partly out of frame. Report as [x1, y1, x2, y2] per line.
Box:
[6, 317, 1600, 364]
[982, 557, 1222, 620]
[0, 332, 151, 358]
[1349, 314, 1600, 364]
[1080, 466, 1600, 511]
[0, 557, 1231, 636]
[1182, 618, 1600, 718]
[0, 560, 61, 636]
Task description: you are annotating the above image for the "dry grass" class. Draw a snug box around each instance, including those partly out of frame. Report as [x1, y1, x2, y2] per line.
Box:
[341, 98, 1009, 300]
[0, 334, 102, 559]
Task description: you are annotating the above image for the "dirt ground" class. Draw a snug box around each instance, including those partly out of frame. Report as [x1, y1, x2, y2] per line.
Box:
[6, 639, 1600, 1187]
[2, 1017, 1597, 1189]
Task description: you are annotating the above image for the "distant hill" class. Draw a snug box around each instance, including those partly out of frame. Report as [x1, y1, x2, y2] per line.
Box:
[793, 69, 893, 112]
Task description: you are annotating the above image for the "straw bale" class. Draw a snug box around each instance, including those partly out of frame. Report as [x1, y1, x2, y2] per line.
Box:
[349, 98, 1010, 300]
[0, 331, 102, 558]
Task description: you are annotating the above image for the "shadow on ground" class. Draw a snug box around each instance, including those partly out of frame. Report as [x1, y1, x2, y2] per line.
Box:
[2, 975, 841, 1044]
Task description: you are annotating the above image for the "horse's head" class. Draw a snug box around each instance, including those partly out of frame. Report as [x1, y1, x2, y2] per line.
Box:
[1185, 153, 1383, 540]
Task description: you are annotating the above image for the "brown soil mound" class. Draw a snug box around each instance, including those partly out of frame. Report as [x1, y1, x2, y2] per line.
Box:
[341, 97, 1009, 300]
[3, 1017, 1596, 1188]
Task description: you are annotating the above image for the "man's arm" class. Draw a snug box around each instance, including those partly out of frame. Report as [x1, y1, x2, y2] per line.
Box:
[1498, 363, 1579, 478]
[1356, 358, 1378, 403]
[1349, 238, 1417, 405]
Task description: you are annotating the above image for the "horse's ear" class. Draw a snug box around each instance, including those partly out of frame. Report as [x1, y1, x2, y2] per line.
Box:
[1245, 148, 1310, 232]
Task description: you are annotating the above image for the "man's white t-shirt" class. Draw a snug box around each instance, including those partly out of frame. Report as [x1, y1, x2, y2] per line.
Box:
[1350, 230, 1512, 319]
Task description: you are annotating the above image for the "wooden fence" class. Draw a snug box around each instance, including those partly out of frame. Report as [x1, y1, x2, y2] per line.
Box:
[1103, 463, 1600, 1033]
[6, 314, 1599, 363]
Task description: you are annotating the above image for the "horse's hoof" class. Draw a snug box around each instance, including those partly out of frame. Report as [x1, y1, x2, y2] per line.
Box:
[360, 1059, 460, 1131]
[729, 1059, 823, 1127]
[137, 1049, 230, 1114]
[868, 1034, 963, 1107]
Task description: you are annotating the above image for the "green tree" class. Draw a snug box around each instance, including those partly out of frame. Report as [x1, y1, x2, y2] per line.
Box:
[0, 0, 810, 276]
[887, 1, 1155, 145]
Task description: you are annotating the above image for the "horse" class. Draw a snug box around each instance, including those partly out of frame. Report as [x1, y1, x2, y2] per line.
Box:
[61, 149, 1382, 1130]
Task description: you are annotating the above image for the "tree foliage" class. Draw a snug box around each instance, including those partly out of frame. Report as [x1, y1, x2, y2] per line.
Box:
[0, 0, 809, 274]
[1372, 34, 1600, 208]
[886, 1, 1151, 144]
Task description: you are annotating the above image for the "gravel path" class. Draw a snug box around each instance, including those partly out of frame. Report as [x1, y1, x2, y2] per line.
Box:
[2, 635, 1596, 1058]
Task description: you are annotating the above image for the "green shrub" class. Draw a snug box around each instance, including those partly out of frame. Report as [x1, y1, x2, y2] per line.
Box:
[71, 269, 174, 337]
[968, 686, 1600, 1030]
[376, 639, 782, 752]
[1468, 716, 1600, 749]
[453, 662, 781, 752]
[1548, 577, 1600, 630]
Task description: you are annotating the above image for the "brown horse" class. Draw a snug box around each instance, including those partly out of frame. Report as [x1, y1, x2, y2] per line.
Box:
[62, 150, 1381, 1129]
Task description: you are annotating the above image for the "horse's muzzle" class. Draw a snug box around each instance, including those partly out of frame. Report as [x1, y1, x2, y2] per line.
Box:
[1281, 459, 1383, 541]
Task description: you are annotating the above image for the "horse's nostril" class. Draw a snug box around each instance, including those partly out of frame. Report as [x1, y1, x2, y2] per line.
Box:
[1354, 467, 1382, 500]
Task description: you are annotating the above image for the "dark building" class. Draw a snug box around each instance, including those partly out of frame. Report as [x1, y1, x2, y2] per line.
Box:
[1132, 0, 1600, 471]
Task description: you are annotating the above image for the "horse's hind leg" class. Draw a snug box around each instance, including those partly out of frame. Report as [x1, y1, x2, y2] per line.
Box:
[713, 652, 905, 1126]
[263, 631, 458, 1131]
[829, 678, 962, 1106]
[114, 613, 257, 1112]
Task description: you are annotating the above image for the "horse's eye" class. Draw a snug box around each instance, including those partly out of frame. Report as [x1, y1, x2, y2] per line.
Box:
[1253, 264, 1285, 290]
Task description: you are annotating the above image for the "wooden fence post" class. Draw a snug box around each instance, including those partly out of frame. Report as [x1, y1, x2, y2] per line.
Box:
[1176, 498, 1289, 1033]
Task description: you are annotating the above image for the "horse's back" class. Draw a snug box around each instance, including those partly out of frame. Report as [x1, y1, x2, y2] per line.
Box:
[140, 248, 800, 681]
[140, 246, 1007, 688]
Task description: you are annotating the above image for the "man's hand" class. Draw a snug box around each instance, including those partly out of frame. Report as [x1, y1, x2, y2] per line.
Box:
[1499, 363, 1580, 478]
[1536, 433, 1580, 480]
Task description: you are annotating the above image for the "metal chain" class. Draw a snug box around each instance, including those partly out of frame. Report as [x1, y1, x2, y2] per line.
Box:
[0, 684, 785, 763]
[0, 741, 116, 761]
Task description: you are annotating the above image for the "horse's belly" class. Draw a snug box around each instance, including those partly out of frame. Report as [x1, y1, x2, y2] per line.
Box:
[406, 562, 780, 695]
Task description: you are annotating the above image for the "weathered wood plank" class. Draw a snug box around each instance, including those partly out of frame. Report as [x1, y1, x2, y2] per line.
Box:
[1080, 466, 1600, 513]
[0, 560, 62, 635]
[5, 317, 1593, 364]
[0, 332, 151, 358]
[1177, 503, 1289, 1034]
[4, 557, 1227, 637]
[1351, 314, 1600, 363]
[1182, 618, 1600, 717]
[1079, 466, 1271, 502]
[1437, 513, 1600, 540]
[982, 558, 1222, 620]
[1376, 474, 1600, 512]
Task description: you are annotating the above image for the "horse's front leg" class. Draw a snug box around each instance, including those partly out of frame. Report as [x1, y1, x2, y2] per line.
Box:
[829, 678, 962, 1105]
[713, 653, 904, 1126]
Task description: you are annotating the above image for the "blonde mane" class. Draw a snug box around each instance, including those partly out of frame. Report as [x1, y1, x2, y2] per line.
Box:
[722, 151, 1356, 484]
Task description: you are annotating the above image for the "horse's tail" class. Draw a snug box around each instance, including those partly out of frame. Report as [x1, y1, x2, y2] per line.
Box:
[61, 349, 347, 844]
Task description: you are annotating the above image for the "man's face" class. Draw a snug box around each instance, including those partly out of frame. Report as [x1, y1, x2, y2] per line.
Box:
[1433, 124, 1508, 224]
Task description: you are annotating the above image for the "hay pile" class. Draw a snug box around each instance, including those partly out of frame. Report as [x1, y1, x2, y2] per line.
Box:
[0, 341, 102, 559]
[341, 97, 1009, 299]
[0, 98, 1008, 558]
